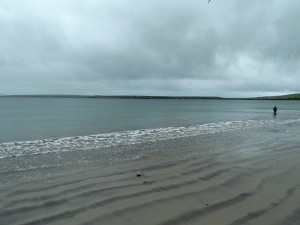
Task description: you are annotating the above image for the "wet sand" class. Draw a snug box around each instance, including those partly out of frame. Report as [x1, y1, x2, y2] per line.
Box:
[1, 126, 300, 225]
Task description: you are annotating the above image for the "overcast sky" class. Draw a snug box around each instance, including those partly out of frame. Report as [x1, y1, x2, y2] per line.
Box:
[0, 0, 299, 97]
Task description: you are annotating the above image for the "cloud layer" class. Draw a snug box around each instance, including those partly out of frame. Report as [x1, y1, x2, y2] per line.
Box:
[1, 0, 300, 97]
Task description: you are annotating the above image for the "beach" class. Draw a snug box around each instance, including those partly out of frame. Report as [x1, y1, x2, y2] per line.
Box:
[1, 120, 300, 225]
[2, 0, 300, 223]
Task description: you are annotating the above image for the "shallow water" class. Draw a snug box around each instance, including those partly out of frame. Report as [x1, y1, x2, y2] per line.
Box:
[1, 97, 299, 144]
[0, 98, 299, 179]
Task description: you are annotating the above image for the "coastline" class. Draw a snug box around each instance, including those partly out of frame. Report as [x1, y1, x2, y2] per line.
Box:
[1, 123, 300, 225]
[1, 94, 300, 100]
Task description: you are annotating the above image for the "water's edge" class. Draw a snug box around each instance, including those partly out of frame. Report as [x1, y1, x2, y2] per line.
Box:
[1, 119, 299, 159]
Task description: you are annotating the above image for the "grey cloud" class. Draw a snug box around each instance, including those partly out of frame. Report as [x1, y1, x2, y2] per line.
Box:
[0, 0, 300, 96]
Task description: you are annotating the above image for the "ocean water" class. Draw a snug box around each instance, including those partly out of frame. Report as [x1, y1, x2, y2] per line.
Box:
[1, 97, 300, 185]
[0, 97, 300, 154]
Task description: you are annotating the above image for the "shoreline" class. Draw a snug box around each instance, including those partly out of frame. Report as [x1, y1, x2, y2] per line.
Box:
[1, 124, 300, 225]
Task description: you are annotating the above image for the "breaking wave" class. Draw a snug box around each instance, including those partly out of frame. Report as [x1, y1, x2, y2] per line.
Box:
[1, 119, 299, 159]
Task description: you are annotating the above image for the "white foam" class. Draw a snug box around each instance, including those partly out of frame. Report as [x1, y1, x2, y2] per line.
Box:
[0, 119, 299, 159]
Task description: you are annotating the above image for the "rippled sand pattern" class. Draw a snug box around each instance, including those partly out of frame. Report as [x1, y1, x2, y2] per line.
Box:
[1, 125, 300, 225]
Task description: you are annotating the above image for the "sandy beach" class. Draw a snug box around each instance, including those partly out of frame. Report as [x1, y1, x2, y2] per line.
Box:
[2, 0, 300, 223]
[1, 123, 300, 225]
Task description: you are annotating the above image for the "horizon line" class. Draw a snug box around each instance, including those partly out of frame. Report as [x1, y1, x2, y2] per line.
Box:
[1, 93, 300, 100]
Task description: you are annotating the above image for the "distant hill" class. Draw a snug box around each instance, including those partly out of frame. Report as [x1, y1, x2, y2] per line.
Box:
[1, 93, 300, 100]
[0, 94, 222, 100]
[254, 93, 300, 100]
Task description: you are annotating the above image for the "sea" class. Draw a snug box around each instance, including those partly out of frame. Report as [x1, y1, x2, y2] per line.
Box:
[1, 97, 300, 186]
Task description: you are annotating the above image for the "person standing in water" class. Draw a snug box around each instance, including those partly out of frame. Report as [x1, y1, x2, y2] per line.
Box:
[273, 106, 277, 115]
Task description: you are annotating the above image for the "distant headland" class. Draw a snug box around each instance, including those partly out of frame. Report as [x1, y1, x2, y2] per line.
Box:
[1, 93, 300, 100]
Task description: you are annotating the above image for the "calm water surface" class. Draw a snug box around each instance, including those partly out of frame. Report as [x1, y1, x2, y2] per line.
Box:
[0, 97, 299, 143]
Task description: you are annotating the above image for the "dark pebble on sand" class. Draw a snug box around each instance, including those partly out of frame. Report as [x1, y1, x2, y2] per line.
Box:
[137, 174, 142, 177]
